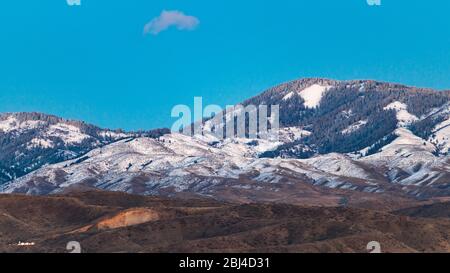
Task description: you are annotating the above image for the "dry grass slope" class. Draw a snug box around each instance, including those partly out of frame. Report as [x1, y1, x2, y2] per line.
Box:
[2, 190, 450, 253]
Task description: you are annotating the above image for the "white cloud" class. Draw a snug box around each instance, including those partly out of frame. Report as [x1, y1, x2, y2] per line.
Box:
[143, 10, 200, 35]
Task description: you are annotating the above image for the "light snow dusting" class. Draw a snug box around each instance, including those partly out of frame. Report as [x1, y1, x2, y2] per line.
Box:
[342, 120, 367, 134]
[0, 117, 43, 133]
[47, 123, 91, 144]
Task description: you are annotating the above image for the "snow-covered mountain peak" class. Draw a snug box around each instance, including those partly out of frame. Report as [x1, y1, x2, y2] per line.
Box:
[0, 112, 169, 184]
[3, 79, 450, 201]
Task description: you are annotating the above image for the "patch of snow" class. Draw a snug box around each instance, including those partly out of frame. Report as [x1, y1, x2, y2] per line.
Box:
[282, 91, 295, 101]
[342, 120, 368, 134]
[298, 84, 332, 108]
[47, 123, 91, 144]
[28, 138, 54, 149]
[384, 101, 418, 126]
[279, 127, 311, 142]
[0, 116, 17, 132]
[429, 116, 450, 154]
[302, 153, 371, 180]
[0, 116, 43, 133]
[99, 131, 128, 139]
[361, 128, 438, 185]
[341, 109, 353, 118]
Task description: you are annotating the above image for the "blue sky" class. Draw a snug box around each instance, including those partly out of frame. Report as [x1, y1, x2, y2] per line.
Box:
[0, 0, 449, 130]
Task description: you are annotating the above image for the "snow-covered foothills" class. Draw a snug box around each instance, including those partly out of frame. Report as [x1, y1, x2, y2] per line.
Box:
[3, 78, 450, 203]
[1, 128, 314, 194]
[0, 115, 126, 148]
[0, 112, 136, 183]
[4, 124, 450, 199]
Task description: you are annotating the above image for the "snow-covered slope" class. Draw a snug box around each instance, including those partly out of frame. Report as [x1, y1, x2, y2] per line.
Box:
[0, 116, 43, 133]
[425, 103, 450, 154]
[1, 131, 383, 196]
[3, 78, 450, 202]
[0, 112, 143, 184]
[281, 84, 333, 108]
[384, 101, 418, 126]
[342, 120, 368, 134]
[5, 125, 444, 199]
[362, 128, 441, 188]
[298, 84, 332, 108]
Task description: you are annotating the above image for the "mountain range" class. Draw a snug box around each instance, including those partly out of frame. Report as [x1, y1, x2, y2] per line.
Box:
[0, 112, 168, 185]
[2, 78, 450, 208]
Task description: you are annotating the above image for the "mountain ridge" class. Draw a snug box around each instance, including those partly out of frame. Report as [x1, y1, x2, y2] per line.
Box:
[0, 112, 169, 184]
[3, 78, 450, 206]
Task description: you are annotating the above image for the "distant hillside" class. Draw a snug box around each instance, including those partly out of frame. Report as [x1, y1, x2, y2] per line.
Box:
[2, 191, 450, 253]
[0, 112, 169, 184]
[3, 78, 450, 203]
